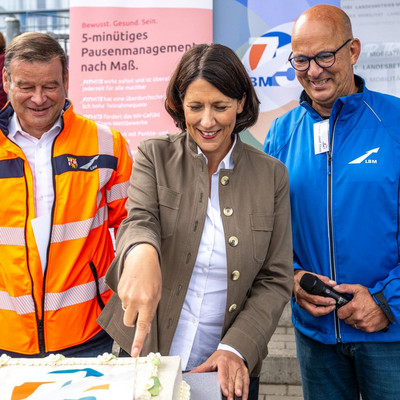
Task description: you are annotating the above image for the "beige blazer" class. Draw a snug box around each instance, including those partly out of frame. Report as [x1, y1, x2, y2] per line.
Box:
[98, 131, 293, 376]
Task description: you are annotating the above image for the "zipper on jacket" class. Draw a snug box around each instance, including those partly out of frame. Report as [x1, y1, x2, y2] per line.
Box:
[39, 131, 61, 355]
[37, 319, 45, 355]
[89, 261, 106, 310]
[327, 106, 343, 343]
[22, 163, 46, 354]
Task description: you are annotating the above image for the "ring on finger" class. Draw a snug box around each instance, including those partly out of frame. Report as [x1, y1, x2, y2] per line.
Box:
[122, 304, 127, 312]
[353, 323, 358, 329]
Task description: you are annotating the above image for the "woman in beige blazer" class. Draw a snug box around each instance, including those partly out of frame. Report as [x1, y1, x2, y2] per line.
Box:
[98, 44, 293, 400]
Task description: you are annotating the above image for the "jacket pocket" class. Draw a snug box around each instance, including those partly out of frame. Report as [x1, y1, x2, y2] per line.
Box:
[250, 213, 274, 263]
[89, 261, 105, 310]
[158, 185, 181, 239]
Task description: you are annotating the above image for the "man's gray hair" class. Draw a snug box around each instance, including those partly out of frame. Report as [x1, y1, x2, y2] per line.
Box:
[4, 32, 67, 80]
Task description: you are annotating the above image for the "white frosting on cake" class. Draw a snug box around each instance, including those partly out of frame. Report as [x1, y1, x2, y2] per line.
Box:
[0, 353, 190, 400]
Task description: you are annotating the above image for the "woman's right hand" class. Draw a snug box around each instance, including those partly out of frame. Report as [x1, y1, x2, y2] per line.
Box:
[117, 243, 162, 357]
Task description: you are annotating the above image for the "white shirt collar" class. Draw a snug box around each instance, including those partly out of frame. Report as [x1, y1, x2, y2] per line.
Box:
[197, 135, 237, 171]
[8, 111, 63, 141]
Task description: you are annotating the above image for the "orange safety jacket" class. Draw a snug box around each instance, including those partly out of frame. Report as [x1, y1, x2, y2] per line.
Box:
[0, 100, 133, 355]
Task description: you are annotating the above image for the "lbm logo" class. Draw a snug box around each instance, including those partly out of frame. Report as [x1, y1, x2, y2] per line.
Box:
[242, 22, 302, 112]
[247, 30, 295, 87]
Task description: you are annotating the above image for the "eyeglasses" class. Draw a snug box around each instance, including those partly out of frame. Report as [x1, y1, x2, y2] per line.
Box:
[288, 39, 352, 71]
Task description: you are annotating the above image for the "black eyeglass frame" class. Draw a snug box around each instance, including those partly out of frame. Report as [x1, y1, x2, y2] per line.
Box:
[288, 38, 353, 71]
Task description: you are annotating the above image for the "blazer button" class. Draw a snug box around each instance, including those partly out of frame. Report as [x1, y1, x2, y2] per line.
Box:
[221, 176, 230, 186]
[228, 304, 237, 313]
[228, 236, 239, 247]
[231, 270, 240, 281]
[223, 207, 233, 217]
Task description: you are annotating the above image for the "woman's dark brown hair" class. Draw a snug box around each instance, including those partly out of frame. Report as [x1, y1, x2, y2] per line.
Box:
[165, 43, 259, 134]
[0, 32, 5, 54]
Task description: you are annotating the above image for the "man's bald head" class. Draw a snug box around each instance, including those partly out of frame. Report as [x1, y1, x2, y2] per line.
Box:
[293, 5, 353, 44]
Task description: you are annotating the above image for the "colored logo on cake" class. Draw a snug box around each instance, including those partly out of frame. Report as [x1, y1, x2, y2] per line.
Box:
[11, 369, 107, 399]
[242, 22, 302, 112]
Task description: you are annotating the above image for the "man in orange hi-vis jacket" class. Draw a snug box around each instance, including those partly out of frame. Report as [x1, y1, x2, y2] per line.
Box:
[0, 32, 133, 357]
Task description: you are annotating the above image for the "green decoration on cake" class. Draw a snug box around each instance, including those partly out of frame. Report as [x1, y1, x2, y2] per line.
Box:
[146, 376, 161, 396]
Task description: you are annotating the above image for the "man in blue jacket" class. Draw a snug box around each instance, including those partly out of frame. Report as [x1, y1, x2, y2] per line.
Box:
[264, 4, 400, 400]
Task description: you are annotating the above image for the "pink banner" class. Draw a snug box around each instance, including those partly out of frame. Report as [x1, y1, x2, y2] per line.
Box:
[69, 5, 212, 153]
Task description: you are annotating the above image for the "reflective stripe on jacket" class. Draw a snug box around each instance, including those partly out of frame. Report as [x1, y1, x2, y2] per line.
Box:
[0, 99, 132, 354]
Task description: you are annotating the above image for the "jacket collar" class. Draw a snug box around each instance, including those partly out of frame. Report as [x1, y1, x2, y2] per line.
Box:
[185, 131, 245, 167]
[0, 98, 73, 138]
[300, 75, 366, 119]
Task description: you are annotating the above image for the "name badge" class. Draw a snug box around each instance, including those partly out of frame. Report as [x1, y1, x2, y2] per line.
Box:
[313, 120, 330, 155]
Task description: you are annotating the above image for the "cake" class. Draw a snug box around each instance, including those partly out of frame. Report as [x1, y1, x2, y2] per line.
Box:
[0, 352, 190, 400]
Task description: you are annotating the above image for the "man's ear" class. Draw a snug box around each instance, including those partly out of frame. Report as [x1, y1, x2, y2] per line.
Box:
[64, 67, 69, 96]
[2, 67, 9, 94]
[350, 38, 361, 66]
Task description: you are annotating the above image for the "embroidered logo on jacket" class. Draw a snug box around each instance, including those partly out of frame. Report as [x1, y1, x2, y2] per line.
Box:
[348, 147, 379, 164]
[80, 155, 100, 170]
[67, 156, 78, 169]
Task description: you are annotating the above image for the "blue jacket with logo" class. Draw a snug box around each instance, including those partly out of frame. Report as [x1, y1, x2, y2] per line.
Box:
[264, 76, 400, 344]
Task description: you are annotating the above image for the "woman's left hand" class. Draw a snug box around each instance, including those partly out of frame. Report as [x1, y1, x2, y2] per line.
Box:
[190, 350, 249, 400]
